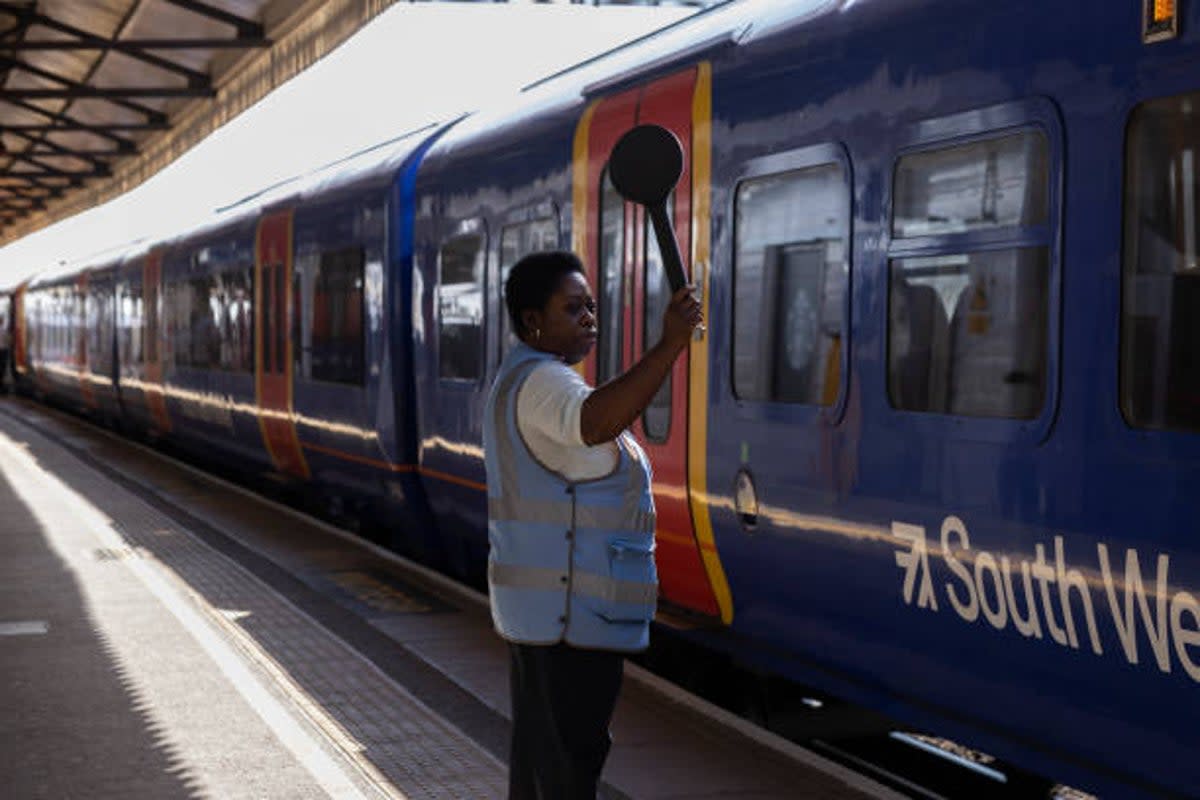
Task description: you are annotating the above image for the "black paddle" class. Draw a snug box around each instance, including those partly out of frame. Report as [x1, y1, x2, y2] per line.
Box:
[608, 124, 688, 294]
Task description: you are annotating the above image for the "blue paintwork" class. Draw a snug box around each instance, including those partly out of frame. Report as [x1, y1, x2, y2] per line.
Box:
[15, 1, 1200, 795]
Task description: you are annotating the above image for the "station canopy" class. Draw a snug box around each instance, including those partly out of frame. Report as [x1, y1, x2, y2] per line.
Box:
[0, 0, 379, 244]
[1, 0, 710, 248]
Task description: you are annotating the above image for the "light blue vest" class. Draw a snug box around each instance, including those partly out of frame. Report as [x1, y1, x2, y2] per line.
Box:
[483, 343, 657, 652]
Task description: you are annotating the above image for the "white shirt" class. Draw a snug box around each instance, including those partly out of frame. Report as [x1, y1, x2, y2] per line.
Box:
[516, 359, 618, 481]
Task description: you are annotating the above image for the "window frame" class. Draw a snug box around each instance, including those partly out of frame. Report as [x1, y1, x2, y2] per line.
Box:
[883, 98, 1064, 445]
[1106, 76, 1200, 469]
[1119, 90, 1200, 437]
[729, 142, 854, 425]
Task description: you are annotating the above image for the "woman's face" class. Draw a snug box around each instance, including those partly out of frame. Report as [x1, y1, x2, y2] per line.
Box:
[525, 271, 597, 365]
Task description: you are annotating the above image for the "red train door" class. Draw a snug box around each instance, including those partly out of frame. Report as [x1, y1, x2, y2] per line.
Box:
[255, 210, 309, 480]
[143, 250, 171, 434]
[576, 65, 732, 624]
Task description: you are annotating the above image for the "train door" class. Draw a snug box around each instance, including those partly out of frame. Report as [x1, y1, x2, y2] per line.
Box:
[142, 250, 171, 434]
[255, 210, 309, 479]
[11, 282, 26, 381]
[578, 66, 732, 623]
[76, 272, 96, 411]
[426, 218, 490, 579]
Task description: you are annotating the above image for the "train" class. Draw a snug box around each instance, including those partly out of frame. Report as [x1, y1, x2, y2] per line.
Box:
[3, 0, 1198, 796]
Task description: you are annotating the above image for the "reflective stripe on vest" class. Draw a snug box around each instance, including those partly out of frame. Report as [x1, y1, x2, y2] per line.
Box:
[489, 561, 658, 608]
[487, 495, 655, 534]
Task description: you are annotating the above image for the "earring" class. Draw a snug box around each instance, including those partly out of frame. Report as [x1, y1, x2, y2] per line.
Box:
[534, 328, 541, 341]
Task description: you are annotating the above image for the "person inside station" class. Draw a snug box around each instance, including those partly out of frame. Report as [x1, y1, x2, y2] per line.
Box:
[484, 250, 702, 799]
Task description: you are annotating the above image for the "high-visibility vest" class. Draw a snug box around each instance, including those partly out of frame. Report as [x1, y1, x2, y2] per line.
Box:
[483, 343, 657, 652]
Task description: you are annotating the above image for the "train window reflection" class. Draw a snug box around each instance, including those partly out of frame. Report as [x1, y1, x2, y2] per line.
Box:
[889, 128, 1051, 419]
[310, 247, 365, 385]
[734, 163, 848, 405]
[118, 287, 142, 372]
[166, 276, 220, 369]
[597, 170, 625, 386]
[499, 216, 557, 359]
[87, 286, 112, 378]
[1123, 93, 1200, 432]
[889, 251, 1048, 418]
[438, 233, 485, 380]
[643, 192, 673, 440]
[893, 131, 1048, 237]
[221, 269, 254, 373]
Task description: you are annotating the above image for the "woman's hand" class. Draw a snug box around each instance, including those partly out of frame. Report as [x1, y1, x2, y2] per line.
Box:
[580, 284, 703, 445]
[660, 284, 703, 352]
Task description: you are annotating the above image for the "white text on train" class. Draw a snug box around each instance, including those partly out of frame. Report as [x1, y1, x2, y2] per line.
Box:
[892, 516, 1200, 682]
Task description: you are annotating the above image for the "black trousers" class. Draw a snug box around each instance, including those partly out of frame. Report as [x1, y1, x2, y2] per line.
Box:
[508, 642, 625, 800]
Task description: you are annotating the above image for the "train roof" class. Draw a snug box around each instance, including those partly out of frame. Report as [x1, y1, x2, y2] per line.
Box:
[15, 0, 854, 288]
[426, 0, 838, 152]
[26, 119, 453, 286]
[154, 119, 450, 248]
[24, 238, 145, 288]
[213, 121, 449, 216]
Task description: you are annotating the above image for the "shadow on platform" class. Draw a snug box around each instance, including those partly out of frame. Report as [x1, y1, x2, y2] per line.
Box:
[0, 459, 203, 799]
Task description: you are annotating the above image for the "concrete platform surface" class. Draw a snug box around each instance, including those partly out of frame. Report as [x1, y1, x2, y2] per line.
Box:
[0, 398, 900, 800]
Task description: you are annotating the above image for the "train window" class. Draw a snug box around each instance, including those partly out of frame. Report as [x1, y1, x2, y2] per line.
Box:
[438, 233, 485, 381]
[499, 216, 558, 359]
[889, 130, 1050, 419]
[893, 131, 1048, 237]
[144, 281, 159, 365]
[166, 279, 187, 367]
[597, 169, 625, 385]
[219, 268, 253, 373]
[118, 284, 142, 372]
[734, 163, 849, 405]
[310, 247, 365, 385]
[200, 279, 218, 368]
[89, 285, 113, 377]
[167, 277, 221, 369]
[642, 193, 674, 441]
[1122, 93, 1200, 433]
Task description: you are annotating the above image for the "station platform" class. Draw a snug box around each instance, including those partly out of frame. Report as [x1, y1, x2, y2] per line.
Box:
[0, 396, 901, 800]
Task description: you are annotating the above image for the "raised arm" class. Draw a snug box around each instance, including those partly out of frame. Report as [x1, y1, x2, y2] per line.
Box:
[579, 285, 702, 445]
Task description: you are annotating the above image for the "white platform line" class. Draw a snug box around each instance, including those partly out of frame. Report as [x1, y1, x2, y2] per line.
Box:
[0, 620, 49, 636]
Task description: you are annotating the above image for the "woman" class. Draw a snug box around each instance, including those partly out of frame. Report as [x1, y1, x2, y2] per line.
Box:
[483, 250, 702, 799]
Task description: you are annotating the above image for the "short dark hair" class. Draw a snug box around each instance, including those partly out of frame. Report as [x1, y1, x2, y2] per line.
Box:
[504, 250, 586, 339]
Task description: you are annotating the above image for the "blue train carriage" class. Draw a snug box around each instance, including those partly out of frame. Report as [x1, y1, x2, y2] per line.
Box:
[137, 125, 454, 558]
[410, 82, 575, 586]
[277, 125, 453, 556]
[695, 1, 1199, 798]
[414, 0, 1198, 795]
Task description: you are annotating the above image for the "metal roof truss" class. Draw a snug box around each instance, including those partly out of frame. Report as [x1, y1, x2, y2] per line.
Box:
[0, 0, 272, 228]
